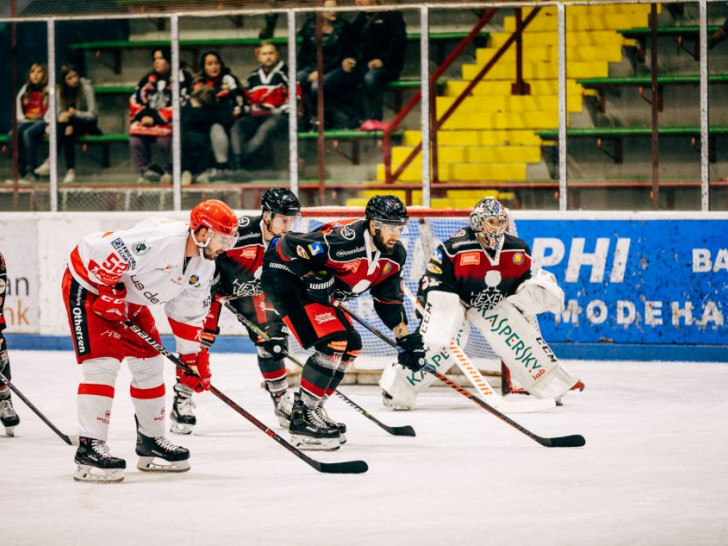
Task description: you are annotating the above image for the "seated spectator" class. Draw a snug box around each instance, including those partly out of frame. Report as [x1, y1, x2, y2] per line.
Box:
[128, 47, 192, 183]
[181, 86, 216, 184]
[296, 0, 350, 130]
[238, 42, 300, 170]
[325, 0, 406, 128]
[7, 63, 49, 182]
[193, 51, 244, 179]
[47, 64, 101, 184]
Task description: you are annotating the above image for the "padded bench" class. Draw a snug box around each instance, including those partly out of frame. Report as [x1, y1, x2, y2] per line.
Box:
[576, 74, 728, 112]
[536, 126, 728, 163]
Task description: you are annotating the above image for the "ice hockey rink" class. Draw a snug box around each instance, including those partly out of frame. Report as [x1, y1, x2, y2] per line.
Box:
[2, 351, 727, 546]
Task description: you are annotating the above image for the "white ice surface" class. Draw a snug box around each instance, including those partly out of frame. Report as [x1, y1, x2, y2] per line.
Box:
[2, 352, 728, 546]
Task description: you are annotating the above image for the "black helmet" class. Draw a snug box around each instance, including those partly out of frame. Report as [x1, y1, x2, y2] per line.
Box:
[365, 195, 408, 225]
[261, 188, 301, 216]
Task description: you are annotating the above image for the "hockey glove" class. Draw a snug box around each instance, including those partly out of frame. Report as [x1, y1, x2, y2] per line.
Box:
[92, 282, 127, 322]
[262, 321, 287, 357]
[305, 272, 335, 306]
[177, 349, 212, 393]
[396, 332, 426, 372]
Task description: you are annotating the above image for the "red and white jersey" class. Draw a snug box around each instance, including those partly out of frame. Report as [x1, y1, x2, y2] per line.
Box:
[67, 217, 215, 354]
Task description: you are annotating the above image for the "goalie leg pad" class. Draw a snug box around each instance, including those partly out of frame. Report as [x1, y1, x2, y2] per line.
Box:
[468, 300, 580, 400]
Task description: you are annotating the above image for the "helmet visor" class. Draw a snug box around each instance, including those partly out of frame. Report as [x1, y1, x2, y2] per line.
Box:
[270, 212, 300, 233]
[373, 219, 407, 235]
[209, 229, 238, 252]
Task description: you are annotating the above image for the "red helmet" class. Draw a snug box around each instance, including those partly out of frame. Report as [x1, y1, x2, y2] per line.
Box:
[190, 200, 237, 236]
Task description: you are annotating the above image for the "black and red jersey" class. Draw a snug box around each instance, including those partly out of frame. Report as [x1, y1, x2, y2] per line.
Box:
[0, 251, 6, 332]
[264, 219, 407, 329]
[214, 215, 268, 298]
[243, 61, 300, 116]
[422, 227, 532, 311]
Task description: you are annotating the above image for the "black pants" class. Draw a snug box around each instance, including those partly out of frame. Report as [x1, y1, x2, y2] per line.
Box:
[58, 118, 102, 170]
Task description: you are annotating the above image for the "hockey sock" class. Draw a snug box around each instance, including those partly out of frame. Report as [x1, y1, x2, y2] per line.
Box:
[300, 352, 340, 408]
[325, 348, 359, 397]
[257, 349, 287, 389]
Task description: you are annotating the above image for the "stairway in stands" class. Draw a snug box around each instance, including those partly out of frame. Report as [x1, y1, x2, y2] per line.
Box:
[360, 5, 655, 208]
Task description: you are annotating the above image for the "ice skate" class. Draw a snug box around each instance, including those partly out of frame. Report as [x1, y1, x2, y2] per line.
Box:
[269, 389, 293, 428]
[314, 404, 347, 445]
[289, 393, 340, 452]
[73, 437, 126, 483]
[170, 382, 196, 435]
[136, 429, 190, 473]
[0, 394, 20, 437]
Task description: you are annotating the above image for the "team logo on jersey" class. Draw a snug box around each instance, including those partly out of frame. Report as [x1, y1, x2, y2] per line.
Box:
[427, 263, 442, 274]
[432, 249, 443, 263]
[132, 241, 150, 256]
[238, 216, 250, 227]
[460, 252, 481, 266]
[308, 242, 324, 256]
[382, 262, 392, 274]
[453, 229, 466, 237]
[241, 248, 258, 260]
[341, 225, 356, 240]
[342, 261, 360, 274]
[513, 252, 525, 265]
[189, 275, 201, 287]
[296, 245, 309, 259]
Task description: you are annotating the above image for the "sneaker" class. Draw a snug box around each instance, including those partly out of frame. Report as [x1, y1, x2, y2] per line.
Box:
[34, 159, 50, 176]
[315, 404, 347, 444]
[136, 429, 190, 472]
[170, 382, 196, 435]
[73, 436, 126, 483]
[62, 169, 75, 183]
[0, 394, 20, 437]
[289, 392, 340, 451]
[269, 389, 293, 428]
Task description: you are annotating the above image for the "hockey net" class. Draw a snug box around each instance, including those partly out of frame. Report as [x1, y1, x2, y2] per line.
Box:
[285, 207, 505, 386]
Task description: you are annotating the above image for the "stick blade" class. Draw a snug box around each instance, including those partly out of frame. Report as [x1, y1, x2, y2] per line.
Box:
[387, 425, 416, 437]
[543, 434, 586, 448]
[315, 459, 369, 474]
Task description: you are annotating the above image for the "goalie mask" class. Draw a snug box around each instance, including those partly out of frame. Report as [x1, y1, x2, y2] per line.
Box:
[470, 197, 508, 251]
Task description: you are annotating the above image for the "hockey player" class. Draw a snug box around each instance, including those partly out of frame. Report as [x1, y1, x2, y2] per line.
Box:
[171, 188, 302, 434]
[0, 251, 20, 437]
[262, 194, 425, 450]
[62, 199, 238, 483]
[380, 197, 581, 410]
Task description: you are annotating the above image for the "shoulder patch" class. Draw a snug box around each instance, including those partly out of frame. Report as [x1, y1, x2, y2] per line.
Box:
[238, 216, 250, 227]
[296, 245, 309, 259]
[341, 224, 356, 240]
[427, 263, 443, 274]
[132, 241, 150, 256]
[431, 248, 443, 264]
[513, 252, 525, 265]
[189, 274, 201, 286]
[308, 242, 324, 256]
[382, 262, 392, 274]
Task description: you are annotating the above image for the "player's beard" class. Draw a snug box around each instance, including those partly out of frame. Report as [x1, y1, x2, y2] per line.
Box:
[203, 246, 223, 260]
[373, 232, 396, 256]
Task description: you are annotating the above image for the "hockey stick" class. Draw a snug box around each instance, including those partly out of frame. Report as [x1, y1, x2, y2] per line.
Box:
[0, 370, 79, 446]
[401, 286, 556, 413]
[220, 299, 416, 437]
[124, 320, 368, 474]
[335, 303, 585, 449]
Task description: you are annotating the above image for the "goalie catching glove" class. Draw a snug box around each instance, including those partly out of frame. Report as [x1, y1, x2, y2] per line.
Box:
[92, 282, 127, 322]
[305, 272, 336, 305]
[177, 349, 211, 392]
[396, 333, 426, 371]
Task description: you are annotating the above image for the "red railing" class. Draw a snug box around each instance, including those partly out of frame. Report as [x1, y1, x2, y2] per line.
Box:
[382, 7, 542, 184]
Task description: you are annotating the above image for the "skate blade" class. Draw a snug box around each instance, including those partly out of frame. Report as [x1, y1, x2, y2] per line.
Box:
[137, 456, 191, 473]
[74, 464, 124, 483]
[339, 433, 347, 445]
[290, 434, 340, 452]
[4, 426, 16, 437]
[170, 422, 194, 435]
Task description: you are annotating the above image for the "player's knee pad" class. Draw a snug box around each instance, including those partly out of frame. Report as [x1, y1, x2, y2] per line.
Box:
[127, 355, 165, 389]
[81, 357, 121, 386]
[339, 329, 362, 372]
[312, 333, 348, 370]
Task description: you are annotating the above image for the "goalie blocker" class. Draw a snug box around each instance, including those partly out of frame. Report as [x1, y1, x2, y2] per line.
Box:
[381, 198, 582, 410]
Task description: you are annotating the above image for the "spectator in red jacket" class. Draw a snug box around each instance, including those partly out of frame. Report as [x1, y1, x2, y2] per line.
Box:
[128, 47, 192, 183]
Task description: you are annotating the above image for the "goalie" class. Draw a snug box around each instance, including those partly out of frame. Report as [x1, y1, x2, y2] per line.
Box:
[380, 197, 582, 410]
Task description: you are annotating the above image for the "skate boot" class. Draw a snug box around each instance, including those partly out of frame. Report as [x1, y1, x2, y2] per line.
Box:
[314, 405, 347, 445]
[0, 393, 20, 437]
[73, 437, 126, 483]
[269, 389, 293, 427]
[289, 393, 340, 451]
[170, 382, 196, 435]
[136, 429, 190, 473]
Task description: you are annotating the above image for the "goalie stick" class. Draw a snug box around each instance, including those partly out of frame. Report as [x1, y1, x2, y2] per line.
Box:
[0, 370, 79, 446]
[124, 320, 368, 474]
[220, 298, 416, 437]
[401, 285, 556, 413]
[335, 303, 585, 449]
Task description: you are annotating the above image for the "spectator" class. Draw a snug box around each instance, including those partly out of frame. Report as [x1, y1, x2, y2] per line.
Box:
[326, 0, 406, 128]
[7, 63, 49, 182]
[709, 17, 728, 49]
[41, 64, 101, 184]
[193, 51, 244, 179]
[128, 47, 192, 183]
[238, 42, 300, 170]
[297, 0, 350, 130]
[181, 86, 217, 185]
